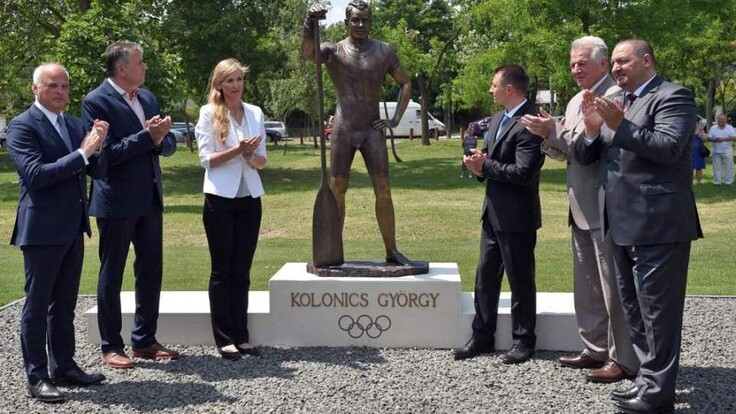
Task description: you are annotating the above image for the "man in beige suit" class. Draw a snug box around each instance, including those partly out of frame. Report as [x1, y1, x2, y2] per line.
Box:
[521, 36, 637, 383]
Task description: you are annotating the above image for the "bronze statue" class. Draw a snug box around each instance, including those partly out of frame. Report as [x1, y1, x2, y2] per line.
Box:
[302, 1, 414, 267]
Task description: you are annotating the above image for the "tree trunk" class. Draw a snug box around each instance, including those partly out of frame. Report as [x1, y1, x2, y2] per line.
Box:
[706, 78, 716, 127]
[419, 76, 431, 146]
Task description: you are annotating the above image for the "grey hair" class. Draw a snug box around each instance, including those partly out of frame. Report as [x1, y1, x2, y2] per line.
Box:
[105, 41, 145, 77]
[32, 63, 69, 84]
[571, 36, 609, 64]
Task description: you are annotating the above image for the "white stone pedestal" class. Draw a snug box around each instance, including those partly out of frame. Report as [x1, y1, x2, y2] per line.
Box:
[85, 262, 581, 350]
[267, 262, 462, 348]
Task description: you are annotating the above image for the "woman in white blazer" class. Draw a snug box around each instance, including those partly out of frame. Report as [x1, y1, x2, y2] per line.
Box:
[195, 58, 266, 360]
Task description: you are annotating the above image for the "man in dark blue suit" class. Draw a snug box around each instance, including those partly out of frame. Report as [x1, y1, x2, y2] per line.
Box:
[7, 63, 108, 402]
[82, 41, 179, 369]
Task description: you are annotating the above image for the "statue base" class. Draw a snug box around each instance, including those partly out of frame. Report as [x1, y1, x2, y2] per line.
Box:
[307, 260, 429, 277]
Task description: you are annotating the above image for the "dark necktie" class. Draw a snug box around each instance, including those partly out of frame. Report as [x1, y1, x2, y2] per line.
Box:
[625, 93, 637, 109]
[57, 115, 73, 152]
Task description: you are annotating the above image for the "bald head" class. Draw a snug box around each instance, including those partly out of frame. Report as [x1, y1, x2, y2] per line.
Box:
[31, 63, 70, 114]
[610, 39, 657, 92]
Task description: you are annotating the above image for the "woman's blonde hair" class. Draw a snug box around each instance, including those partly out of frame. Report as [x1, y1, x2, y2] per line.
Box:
[206, 58, 249, 143]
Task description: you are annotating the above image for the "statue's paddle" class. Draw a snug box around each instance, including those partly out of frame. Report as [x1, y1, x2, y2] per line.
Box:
[311, 13, 344, 267]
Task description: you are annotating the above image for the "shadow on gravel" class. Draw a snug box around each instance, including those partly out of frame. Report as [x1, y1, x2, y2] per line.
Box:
[270, 346, 388, 369]
[129, 347, 387, 382]
[675, 365, 736, 413]
[66, 380, 235, 410]
[130, 354, 298, 382]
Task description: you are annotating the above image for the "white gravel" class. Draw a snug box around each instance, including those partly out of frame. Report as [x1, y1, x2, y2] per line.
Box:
[0, 296, 733, 413]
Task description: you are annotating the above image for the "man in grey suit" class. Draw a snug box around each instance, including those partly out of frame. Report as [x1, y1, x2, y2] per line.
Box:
[521, 36, 638, 383]
[576, 39, 701, 414]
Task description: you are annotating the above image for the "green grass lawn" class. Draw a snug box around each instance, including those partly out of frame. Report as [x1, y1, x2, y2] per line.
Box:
[1, 139, 734, 306]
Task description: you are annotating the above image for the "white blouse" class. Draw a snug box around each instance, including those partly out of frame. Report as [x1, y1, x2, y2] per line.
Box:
[195, 102, 267, 198]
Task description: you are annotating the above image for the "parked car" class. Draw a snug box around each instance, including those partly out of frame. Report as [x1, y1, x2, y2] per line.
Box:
[171, 122, 195, 143]
[265, 121, 287, 143]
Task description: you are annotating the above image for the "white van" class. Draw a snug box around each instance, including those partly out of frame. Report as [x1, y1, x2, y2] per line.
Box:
[378, 100, 446, 137]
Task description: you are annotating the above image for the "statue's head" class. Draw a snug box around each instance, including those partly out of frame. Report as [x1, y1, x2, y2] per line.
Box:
[345, 0, 371, 40]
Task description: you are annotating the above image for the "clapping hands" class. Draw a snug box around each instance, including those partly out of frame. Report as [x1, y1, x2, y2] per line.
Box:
[81, 119, 109, 157]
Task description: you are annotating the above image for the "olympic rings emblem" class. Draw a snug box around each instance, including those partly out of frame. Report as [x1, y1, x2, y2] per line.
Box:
[338, 314, 392, 339]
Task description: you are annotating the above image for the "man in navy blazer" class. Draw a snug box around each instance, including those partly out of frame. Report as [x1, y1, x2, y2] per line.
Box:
[576, 39, 701, 413]
[456, 65, 545, 365]
[82, 41, 179, 369]
[7, 63, 108, 402]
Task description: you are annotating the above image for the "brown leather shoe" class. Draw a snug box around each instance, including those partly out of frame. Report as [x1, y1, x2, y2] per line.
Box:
[583, 360, 632, 383]
[102, 351, 133, 369]
[558, 351, 606, 369]
[132, 343, 180, 361]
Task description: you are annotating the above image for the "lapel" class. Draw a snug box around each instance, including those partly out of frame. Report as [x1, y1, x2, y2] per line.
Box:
[137, 89, 157, 119]
[568, 75, 619, 134]
[102, 80, 146, 127]
[625, 75, 662, 119]
[242, 103, 257, 139]
[30, 105, 70, 154]
[490, 100, 530, 155]
[65, 115, 83, 148]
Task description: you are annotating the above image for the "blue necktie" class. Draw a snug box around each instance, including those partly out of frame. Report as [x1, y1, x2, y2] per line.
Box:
[496, 115, 511, 139]
[57, 115, 73, 152]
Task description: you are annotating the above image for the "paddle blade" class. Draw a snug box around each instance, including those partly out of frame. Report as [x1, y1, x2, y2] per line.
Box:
[312, 185, 344, 267]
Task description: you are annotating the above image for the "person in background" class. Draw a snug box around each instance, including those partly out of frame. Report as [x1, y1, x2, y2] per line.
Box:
[195, 58, 266, 360]
[460, 125, 479, 177]
[707, 114, 735, 185]
[82, 41, 179, 369]
[7, 63, 108, 402]
[692, 122, 708, 185]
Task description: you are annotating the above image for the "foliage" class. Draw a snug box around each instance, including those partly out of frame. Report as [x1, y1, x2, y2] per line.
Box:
[0, 0, 735, 127]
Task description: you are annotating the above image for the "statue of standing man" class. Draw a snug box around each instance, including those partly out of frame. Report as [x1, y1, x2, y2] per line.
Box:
[301, 1, 413, 266]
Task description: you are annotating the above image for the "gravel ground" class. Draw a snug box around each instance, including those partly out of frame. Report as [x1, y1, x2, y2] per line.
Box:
[0, 296, 734, 414]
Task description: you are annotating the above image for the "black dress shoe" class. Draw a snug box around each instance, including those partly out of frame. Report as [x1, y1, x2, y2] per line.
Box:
[51, 366, 106, 386]
[501, 343, 534, 365]
[454, 338, 494, 361]
[235, 345, 261, 357]
[28, 379, 65, 403]
[613, 397, 674, 414]
[217, 347, 242, 361]
[611, 385, 641, 401]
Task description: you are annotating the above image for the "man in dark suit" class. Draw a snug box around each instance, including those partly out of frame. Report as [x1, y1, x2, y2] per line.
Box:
[7, 63, 108, 402]
[82, 41, 179, 369]
[521, 36, 638, 383]
[455, 65, 545, 364]
[575, 39, 701, 413]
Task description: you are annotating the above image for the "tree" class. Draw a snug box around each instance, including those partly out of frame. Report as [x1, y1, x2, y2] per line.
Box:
[373, 0, 461, 144]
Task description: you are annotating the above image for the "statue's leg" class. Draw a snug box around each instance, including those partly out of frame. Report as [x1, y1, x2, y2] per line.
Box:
[361, 133, 411, 265]
[329, 133, 356, 233]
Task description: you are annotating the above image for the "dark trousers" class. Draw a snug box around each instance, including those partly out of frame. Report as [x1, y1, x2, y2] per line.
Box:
[472, 218, 537, 348]
[613, 242, 690, 406]
[20, 235, 83, 384]
[203, 193, 262, 348]
[96, 209, 163, 352]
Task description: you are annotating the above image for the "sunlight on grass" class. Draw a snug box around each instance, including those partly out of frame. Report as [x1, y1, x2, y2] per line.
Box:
[0, 140, 734, 305]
